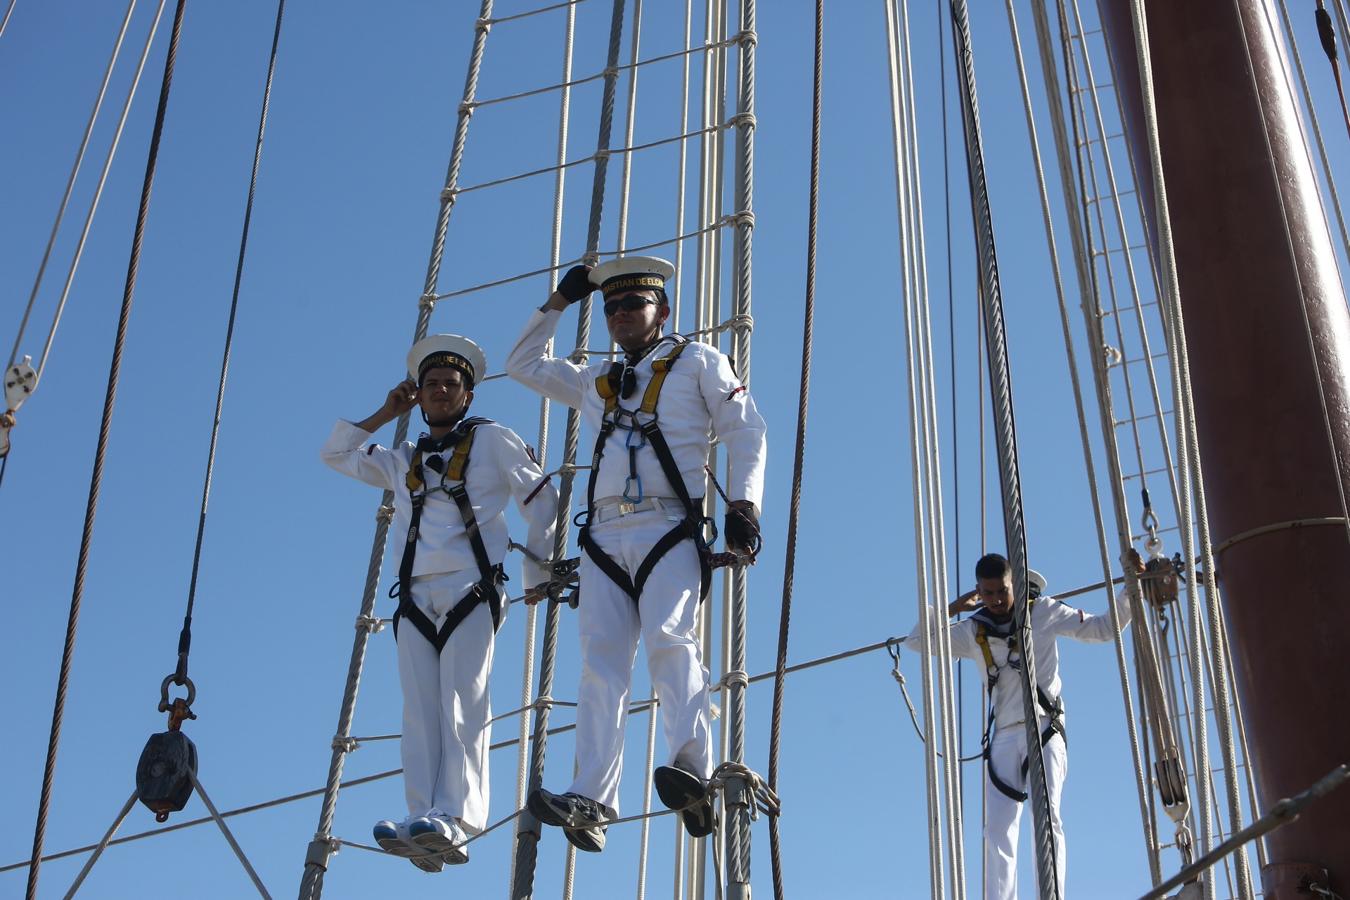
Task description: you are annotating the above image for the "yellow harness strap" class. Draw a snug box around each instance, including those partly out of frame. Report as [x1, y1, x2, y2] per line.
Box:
[404, 427, 477, 494]
[591, 340, 689, 416]
[639, 342, 687, 414]
[974, 598, 1036, 687]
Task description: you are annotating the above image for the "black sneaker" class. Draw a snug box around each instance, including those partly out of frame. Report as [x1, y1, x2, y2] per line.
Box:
[653, 765, 716, 838]
[527, 788, 607, 830]
[563, 824, 607, 853]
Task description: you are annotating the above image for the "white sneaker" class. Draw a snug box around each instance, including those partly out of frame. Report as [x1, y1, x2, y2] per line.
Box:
[408, 814, 469, 865]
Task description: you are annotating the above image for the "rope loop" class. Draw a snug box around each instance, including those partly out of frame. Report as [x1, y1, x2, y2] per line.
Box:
[727, 112, 757, 131]
[376, 504, 394, 523]
[441, 186, 459, 204]
[733, 28, 758, 48]
[418, 291, 439, 311]
[331, 736, 359, 753]
[709, 761, 780, 821]
[720, 669, 750, 691]
[355, 614, 386, 633]
[723, 210, 756, 230]
[458, 99, 476, 118]
[474, 17, 492, 33]
[567, 348, 590, 365]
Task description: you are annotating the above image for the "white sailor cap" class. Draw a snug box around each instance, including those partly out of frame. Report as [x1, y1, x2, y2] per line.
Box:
[590, 255, 675, 298]
[406, 334, 487, 388]
[1027, 569, 1048, 598]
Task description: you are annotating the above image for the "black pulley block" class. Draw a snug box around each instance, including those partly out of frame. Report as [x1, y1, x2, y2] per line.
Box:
[136, 730, 198, 822]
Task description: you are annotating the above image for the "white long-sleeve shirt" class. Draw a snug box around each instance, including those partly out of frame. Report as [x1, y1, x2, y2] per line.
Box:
[320, 419, 558, 589]
[903, 591, 1132, 731]
[505, 308, 767, 510]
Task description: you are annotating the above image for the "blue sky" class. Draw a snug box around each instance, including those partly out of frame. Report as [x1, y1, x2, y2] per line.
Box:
[4, 1, 1345, 897]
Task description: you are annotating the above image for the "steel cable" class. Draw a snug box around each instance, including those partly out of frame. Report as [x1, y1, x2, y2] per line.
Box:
[25, 3, 190, 896]
[766, 3, 820, 897]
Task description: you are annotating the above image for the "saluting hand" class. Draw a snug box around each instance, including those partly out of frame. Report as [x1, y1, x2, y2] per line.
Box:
[948, 589, 981, 617]
[382, 379, 420, 418]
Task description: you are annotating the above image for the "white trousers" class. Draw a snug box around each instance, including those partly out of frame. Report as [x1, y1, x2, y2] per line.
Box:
[396, 569, 497, 832]
[984, 726, 1068, 900]
[569, 508, 714, 816]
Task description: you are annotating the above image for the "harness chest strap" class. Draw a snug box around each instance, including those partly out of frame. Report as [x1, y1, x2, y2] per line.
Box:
[394, 419, 505, 653]
[581, 340, 713, 605]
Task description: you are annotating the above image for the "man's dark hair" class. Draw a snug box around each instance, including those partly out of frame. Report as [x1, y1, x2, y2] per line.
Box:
[975, 553, 1010, 580]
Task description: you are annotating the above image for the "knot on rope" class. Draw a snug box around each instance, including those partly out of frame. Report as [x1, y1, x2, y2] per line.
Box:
[723, 210, 756, 230]
[603, 65, 620, 80]
[474, 17, 492, 33]
[719, 313, 754, 336]
[727, 112, 757, 131]
[568, 348, 590, 365]
[419, 291, 439, 311]
[708, 761, 780, 820]
[356, 614, 386, 634]
[441, 186, 459, 204]
[594, 148, 612, 163]
[376, 504, 394, 523]
[733, 28, 758, 48]
[332, 735, 359, 753]
[720, 669, 750, 691]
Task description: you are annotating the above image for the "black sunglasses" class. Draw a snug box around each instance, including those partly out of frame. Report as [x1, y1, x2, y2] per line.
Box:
[603, 294, 659, 318]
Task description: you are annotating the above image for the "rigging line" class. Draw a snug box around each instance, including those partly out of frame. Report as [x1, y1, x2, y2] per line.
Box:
[723, 0, 758, 889]
[511, 2, 628, 896]
[767, 2, 820, 897]
[882, 1, 943, 892]
[25, 2, 190, 898]
[487, 0, 585, 26]
[1314, 0, 1350, 146]
[635, 698, 660, 900]
[899, 0, 967, 884]
[6, 0, 137, 376]
[171, 0, 287, 695]
[1019, 0, 1160, 882]
[615, 0, 645, 255]
[1125, 2, 1221, 891]
[509, 2, 576, 891]
[0, 0, 15, 38]
[1, 631, 974, 878]
[671, 0, 695, 331]
[947, 0, 1061, 894]
[298, 6, 498, 900]
[27, 3, 166, 388]
[1275, 0, 1350, 272]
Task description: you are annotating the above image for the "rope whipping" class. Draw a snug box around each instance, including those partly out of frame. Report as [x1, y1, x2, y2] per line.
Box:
[25, 3, 190, 897]
[511, 1, 628, 896]
[166, 0, 287, 725]
[948, 0, 1061, 895]
[766, 2, 819, 897]
[6, 0, 136, 376]
[297, 4, 497, 897]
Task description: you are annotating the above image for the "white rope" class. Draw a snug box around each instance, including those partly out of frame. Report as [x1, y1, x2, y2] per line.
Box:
[636, 698, 660, 900]
[6, 0, 136, 375]
[671, 0, 696, 331]
[26, 1, 169, 388]
[59, 792, 137, 900]
[1017, 0, 1163, 883]
[882, 2, 944, 893]
[615, 0, 644, 256]
[188, 771, 272, 899]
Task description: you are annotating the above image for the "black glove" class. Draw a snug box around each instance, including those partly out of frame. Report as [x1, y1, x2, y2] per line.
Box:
[556, 265, 595, 304]
[724, 503, 761, 555]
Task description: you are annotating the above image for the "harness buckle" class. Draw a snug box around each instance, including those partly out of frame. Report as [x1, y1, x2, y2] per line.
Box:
[618, 500, 637, 516]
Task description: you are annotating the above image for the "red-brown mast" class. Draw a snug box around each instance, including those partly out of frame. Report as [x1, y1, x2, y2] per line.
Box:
[1097, 1, 1350, 895]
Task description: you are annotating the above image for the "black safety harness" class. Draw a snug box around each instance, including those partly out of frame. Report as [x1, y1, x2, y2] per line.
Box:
[390, 416, 505, 652]
[576, 338, 716, 606]
[972, 602, 1067, 803]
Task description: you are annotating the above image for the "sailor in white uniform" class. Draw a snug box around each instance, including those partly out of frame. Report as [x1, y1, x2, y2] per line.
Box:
[904, 552, 1136, 899]
[321, 334, 558, 872]
[506, 257, 767, 853]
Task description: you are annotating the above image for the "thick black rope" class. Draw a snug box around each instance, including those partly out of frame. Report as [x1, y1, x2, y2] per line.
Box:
[947, 0, 1060, 896]
[767, 3, 821, 898]
[170, 0, 287, 699]
[25, 2, 189, 896]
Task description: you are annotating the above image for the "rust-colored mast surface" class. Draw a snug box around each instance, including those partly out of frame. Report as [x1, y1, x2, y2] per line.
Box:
[1097, 0, 1350, 895]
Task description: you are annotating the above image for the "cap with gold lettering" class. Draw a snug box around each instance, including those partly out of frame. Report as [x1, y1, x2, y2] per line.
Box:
[406, 334, 487, 388]
[589, 255, 675, 299]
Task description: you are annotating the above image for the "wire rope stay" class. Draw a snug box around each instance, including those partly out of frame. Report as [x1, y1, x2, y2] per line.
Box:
[947, 0, 1061, 894]
[297, 4, 498, 898]
[25, 2, 191, 897]
[765, 3, 820, 897]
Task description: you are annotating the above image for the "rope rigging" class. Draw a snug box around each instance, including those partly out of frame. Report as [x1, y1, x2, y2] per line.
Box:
[26, 1, 190, 896]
